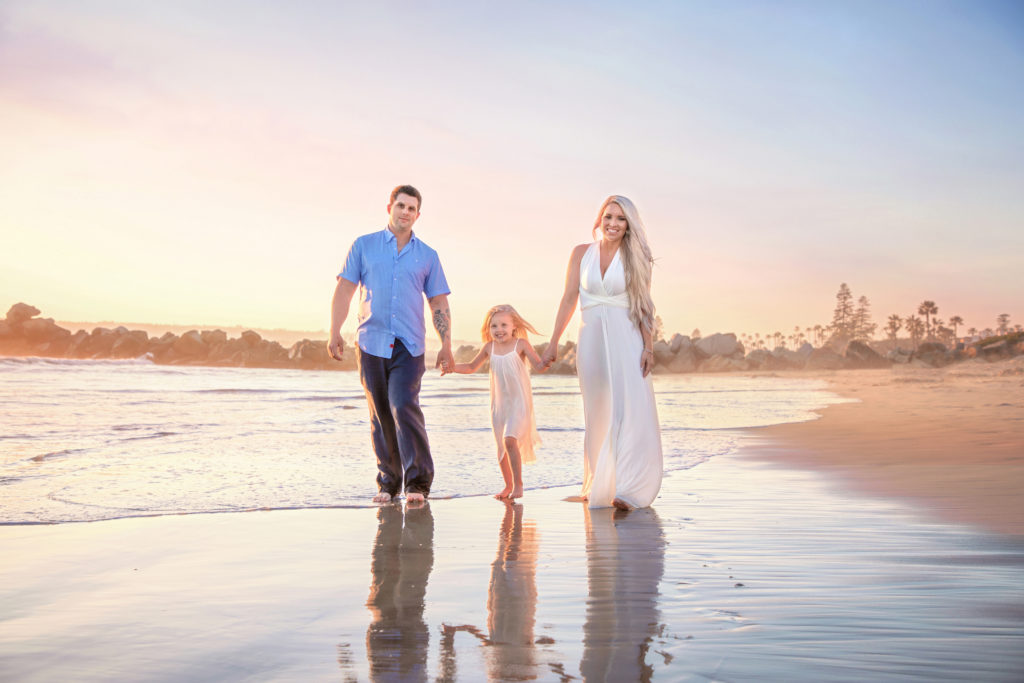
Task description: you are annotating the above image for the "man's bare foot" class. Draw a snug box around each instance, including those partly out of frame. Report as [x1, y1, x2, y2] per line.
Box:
[494, 486, 513, 500]
[612, 497, 633, 511]
[372, 492, 393, 504]
[406, 491, 427, 507]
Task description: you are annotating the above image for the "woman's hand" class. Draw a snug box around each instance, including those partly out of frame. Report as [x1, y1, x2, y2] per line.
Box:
[541, 342, 558, 369]
[640, 347, 654, 377]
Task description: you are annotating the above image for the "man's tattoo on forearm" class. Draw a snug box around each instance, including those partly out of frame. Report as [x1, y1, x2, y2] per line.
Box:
[433, 307, 451, 342]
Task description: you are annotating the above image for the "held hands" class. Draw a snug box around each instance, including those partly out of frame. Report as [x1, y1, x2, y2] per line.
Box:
[436, 345, 455, 376]
[540, 342, 558, 370]
[328, 333, 345, 361]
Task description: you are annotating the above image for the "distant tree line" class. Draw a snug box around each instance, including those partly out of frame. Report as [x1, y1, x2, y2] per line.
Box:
[724, 284, 1018, 352]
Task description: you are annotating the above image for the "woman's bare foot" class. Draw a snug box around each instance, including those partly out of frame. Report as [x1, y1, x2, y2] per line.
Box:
[372, 491, 393, 504]
[612, 498, 633, 511]
[494, 486, 513, 500]
[508, 485, 523, 499]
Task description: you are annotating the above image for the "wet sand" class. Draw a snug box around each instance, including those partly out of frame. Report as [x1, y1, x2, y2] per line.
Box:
[2, 362, 1023, 681]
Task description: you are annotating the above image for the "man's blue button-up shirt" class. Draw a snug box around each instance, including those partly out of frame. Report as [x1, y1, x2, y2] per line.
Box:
[338, 228, 450, 359]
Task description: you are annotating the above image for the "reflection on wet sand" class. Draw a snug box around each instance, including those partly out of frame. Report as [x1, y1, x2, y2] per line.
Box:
[581, 506, 666, 682]
[365, 504, 434, 682]
[486, 501, 540, 679]
[438, 501, 541, 682]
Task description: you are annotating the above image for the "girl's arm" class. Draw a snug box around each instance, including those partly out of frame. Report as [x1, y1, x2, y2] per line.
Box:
[521, 339, 547, 372]
[452, 342, 491, 374]
[541, 243, 589, 367]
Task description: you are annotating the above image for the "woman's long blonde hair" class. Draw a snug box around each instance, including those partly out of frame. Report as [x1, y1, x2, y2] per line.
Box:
[592, 195, 656, 335]
[481, 304, 540, 342]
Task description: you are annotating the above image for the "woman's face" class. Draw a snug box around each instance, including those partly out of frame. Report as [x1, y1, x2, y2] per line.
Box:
[600, 202, 628, 243]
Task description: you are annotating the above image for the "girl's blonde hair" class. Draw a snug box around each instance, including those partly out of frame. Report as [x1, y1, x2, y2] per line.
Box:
[592, 195, 656, 335]
[481, 304, 540, 342]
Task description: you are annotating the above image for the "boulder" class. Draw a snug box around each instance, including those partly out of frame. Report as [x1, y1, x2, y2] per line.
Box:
[979, 340, 1010, 361]
[172, 330, 208, 358]
[21, 317, 69, 343]
[454, 344, 479, 363]
[696, 333, 740, 358]
[0, 321, 12, 339]
[845, 340, 890, 369]
[110, 331, 149, 358]
[240, 330, 262, 348]
[667, 345, 699, 373]
[914, 342, 950, 367]
[652, 339, 675, 367]
[669, 334, 690, 354]
[5, 303, 40, 325]
[771, 347, 807, 369]
[78, 328, 118, 357]
[699, 355, 748, 372]
[887, 348, 912, 364]
[805, 347, 845, 370]
[201, 329, 228, 347]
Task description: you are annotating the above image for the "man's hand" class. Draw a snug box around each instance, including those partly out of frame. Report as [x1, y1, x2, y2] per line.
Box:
[328, 333, 345, 361]
[436, 345, 454, 376]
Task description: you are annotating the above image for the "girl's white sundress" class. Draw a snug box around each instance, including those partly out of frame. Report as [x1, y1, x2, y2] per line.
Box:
[489, 338, 540, 463]
[576, 241, 663, 508]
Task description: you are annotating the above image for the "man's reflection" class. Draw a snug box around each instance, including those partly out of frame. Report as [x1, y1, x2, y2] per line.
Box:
[366, 503, 434, 682]
[580, 507, 666, 682]
[485, 500, 540, 679]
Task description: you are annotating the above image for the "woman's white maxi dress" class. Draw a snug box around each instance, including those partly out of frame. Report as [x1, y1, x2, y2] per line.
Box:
[576, 242, 663, 508]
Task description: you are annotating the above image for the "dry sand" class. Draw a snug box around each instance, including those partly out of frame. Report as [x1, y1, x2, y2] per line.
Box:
[1, 361, 1023, 681]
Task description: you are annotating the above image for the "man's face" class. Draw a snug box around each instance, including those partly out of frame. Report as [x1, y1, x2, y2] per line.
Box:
[387, 193, 421, 233]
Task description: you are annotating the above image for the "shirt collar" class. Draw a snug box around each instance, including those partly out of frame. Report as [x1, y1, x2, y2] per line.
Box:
[384, 227, 418, 245]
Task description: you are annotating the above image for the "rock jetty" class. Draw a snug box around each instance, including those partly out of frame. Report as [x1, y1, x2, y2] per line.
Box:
[2, 302, 1020, 374]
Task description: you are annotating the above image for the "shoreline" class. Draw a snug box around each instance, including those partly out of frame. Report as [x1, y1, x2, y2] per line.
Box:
[744, 362, 1024, 538]
[2, 364, 1022, 679]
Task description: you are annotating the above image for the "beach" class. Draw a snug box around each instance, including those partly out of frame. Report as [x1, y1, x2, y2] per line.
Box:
[2, 361, 1023, 681]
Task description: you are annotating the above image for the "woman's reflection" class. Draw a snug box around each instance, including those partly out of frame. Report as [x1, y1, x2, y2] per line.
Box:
[580, 506, 666, 682]
[485, 500, 540, 679]
[365, 503, 434, 682]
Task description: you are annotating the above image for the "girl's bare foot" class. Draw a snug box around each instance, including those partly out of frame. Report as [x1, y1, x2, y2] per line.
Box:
[612, 498, 633, 511]
[495, 486, 513, 500]
[508, 485, 523, 499]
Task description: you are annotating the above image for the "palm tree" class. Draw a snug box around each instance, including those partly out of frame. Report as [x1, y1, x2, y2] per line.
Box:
[949, 315, 964, 341]
[917, 301, 938, 339]
[997, 314, 1011, 334]
[885, 314, 902, 344]
[967, 327, 978, 339]
[905, 315, 924, 350]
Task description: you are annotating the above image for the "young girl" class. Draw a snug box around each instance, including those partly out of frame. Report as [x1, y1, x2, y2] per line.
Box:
[453, 305, 546, 500]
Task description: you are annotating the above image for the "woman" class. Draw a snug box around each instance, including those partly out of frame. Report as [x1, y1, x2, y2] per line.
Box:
[542, 195, 663, 510]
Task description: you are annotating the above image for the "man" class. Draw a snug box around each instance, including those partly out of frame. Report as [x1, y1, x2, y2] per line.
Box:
[328, 185, 454, 504]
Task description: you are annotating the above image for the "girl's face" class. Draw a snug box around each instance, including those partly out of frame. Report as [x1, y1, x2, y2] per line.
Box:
[600, 201, 628, 243]
[489, 312, 515, 344]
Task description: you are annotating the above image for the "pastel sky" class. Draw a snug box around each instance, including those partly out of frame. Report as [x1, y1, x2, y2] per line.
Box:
[2, 0, 1022, 342]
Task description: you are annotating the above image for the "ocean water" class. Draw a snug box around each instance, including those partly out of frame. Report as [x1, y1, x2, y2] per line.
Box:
[0, 357, 852, 524]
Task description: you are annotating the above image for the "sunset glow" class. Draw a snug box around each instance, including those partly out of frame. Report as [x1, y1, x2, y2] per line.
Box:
[2, 1, 1021, 342]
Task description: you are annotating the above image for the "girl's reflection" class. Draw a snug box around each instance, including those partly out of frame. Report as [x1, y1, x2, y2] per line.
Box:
[366, 503, 434, 682]
[486, 500, 539, 678]
[581, 506, 666, 682]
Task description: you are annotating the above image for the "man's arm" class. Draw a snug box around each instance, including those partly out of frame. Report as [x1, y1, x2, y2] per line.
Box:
[428, 293, 454, 374]
[328, 278, 358, 361]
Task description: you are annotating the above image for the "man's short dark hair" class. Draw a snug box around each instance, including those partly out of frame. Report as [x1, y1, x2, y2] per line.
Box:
[390, 184, 422, 209]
